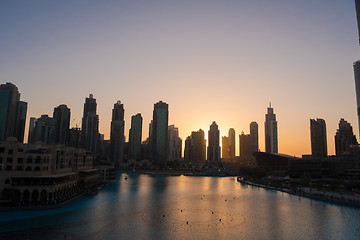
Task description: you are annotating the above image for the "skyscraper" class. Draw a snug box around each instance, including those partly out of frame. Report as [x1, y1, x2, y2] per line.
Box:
[152, 101, 169, 166]
[228, 128, 236, 158]
[167, 125, 182, 161]
[33, 115, 56, 144]
[310, 118, 327, 158]
[81, 94, 97, 148]
[355, 0, 360, 45]
[84, 112, 99, 153]
[129, 113, 142, 160]
[53, 104, 70, 145]
[184, 136, 191, 162]
[250, 122, 259, 153]
[68, 127, 81, 148]
[0, 82, 27, 143]
[353, 60, 360, 137]
[188, 129, 206, 166]
[27, 117, 36, 144]
[110, 101, 125, 168]
[240, 132, 251, 157]
[222, 136, 230, 158]
[240, 122, 259, 158]
[265, 103, 278, 153]
[207, 121, 221, 163]
[335, 118, 358, 156]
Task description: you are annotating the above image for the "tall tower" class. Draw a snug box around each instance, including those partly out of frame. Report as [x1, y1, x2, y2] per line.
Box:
[335, 118, 358, 156]
[85, 112, 99, 153]
[355, 0, 360, 45]
[354, 61, 360, 137]
[265, 103, 278, 153]
[189, 129, 206, 165]
[28, 117, 36, 144]
[129, 113, 142, 160]
[222, 136, 229, 158]
[53, 104, 71, 145]
[228, 128, 236, 158]
[354, 1, 360, 136]
[250, 122, 259, 153]
[110, 101, 125, 168]
[0, 82, 27, 143]
[33, 115, 56, 144]
[310, 118, 327, 158]
[239, 131, 251, 157]
[152, 101, 169, 166]
[167, 125, 182, 161]
[81, 94, 97, 149]
[207, 121, 221, 163]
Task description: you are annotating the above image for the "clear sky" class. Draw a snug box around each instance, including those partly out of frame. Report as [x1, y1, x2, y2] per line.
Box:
[1, 0, 359, 157]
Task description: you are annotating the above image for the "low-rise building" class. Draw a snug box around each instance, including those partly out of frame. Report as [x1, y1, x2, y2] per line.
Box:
[0, 137, 101, 206]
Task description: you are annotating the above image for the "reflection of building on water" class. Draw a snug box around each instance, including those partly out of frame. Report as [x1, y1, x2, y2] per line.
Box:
[0, 137, 115, 206]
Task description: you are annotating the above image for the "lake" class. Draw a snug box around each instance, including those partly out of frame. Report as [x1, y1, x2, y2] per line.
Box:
[1, 173, 360, 239]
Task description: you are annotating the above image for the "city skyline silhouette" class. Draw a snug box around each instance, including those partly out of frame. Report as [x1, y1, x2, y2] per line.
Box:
[0, 0, 359, 157]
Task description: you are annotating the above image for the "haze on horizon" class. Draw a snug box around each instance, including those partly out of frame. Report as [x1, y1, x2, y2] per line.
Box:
[0, 0, 359, 157]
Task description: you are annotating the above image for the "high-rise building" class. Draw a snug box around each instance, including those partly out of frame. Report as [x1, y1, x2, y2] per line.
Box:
[335, 118, 358, 156]
[53, 104, 70, 145]
[240, 132, 251, 157]
[28, 117, 36, 144]
[152, 101, 169, 166]
[84, 112, 99, 153]
[81, 94, 97, 148]
[265, 103, 278, 153]
[0, 82, 27, 143]
[167, 125, 182, 161]
[240, 122, 259, 158]
[33, 115, 56, 144]
[355, 0, 360, 45]
[129, 113, 142, 160]
[207, 121, 221, 163]
[14, 101, 27, 143]
[68, 127, 81, 148]
[184, 136, 191, 161]
[250, 122, 259, 153]
[310, 118, 327, 158]
[353, 60, 360, 137]
[228, 128, 236, 158]
[110, 101, 125, 168]
[188, 129, 206, 165]
[222, 136, 230, 158]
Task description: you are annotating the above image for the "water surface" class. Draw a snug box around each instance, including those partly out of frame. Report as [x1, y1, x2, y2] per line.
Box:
[1, 173, 360, 239]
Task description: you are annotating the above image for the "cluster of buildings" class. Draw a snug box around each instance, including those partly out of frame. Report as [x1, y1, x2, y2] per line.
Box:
[0, 84, 115, 206]
[0, 82, 282, 173]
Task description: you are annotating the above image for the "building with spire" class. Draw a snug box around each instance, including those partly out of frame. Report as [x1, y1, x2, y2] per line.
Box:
[110, 101, 125, 168]
[265, 103, 278, 153]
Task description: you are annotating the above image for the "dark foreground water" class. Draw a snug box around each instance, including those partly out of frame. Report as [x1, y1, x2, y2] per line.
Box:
[1, 173, 360, 240]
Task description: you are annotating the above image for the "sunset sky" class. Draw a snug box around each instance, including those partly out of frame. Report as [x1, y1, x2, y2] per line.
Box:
[0, 0, 359, 157]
